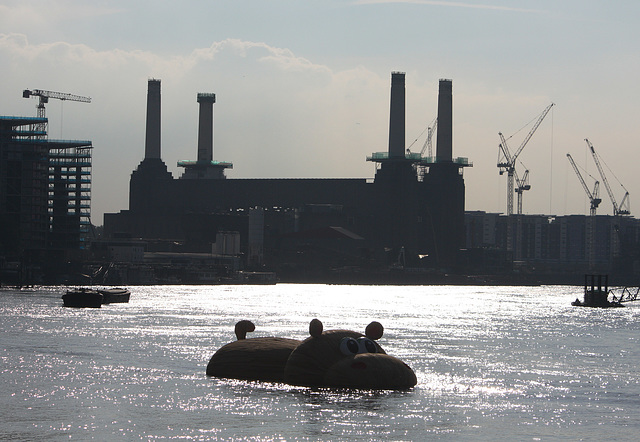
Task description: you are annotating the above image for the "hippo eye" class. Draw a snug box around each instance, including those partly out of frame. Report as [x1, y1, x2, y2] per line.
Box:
[358, 337, 377, 353]
[339, 337, 360, 355]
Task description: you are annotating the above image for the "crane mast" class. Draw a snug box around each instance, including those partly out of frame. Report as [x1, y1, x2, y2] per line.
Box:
[567, 153, 601, 216]
[497, 103, 554, 215]
[498, 132, 515, 215]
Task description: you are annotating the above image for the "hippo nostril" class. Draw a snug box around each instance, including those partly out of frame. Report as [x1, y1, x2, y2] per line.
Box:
[351, 361, 367, 370]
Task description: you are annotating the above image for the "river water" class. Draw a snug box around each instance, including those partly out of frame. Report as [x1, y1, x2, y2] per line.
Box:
[1, 284, 638, 440]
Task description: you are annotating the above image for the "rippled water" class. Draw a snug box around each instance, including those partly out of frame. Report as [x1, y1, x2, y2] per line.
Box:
[1, 284, 639, 440]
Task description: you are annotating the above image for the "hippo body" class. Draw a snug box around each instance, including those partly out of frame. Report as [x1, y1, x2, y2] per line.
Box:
[206, 337, 301, 382]
[206, 319, 417, 390]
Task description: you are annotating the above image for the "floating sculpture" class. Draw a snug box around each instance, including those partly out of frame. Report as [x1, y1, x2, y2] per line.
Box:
[206, 319, 417, 389]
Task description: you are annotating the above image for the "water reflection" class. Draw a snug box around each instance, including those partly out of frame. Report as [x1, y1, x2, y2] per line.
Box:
[1, 284, 640, 439]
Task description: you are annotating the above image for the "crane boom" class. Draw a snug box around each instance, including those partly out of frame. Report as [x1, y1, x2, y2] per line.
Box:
[23, 89, 91, 104]
[511, 103, 554, 160]
[498, 132, 512, 166]
[567, 153, 601, 216]
[567, 154, 593, 199]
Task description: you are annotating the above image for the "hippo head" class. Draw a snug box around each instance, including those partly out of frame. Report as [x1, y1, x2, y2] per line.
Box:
[283, 319, 417, 389]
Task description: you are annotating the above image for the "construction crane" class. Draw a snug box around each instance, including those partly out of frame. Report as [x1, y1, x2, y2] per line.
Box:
[586, 139, 630, 216]
[497, 103, 554, 215]
[420, 117, 438, 159]
[567, 153, 601, 216]
[514, 168, 531, 216]
[23, 88, 91, 134]
[498, 132, 533, 216]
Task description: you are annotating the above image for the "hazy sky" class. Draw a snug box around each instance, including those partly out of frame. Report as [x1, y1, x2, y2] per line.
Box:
[1, 0, 639, 224]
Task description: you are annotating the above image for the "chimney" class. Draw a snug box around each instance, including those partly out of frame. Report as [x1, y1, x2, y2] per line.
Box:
[436, 79, 453, 162]
[144, 79, 161, 160]
[388, 72, 406, 159]
[196, 93, 216, 163]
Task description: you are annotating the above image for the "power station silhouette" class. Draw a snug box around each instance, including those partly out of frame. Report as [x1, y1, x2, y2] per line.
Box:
[103, 73, 471, 281]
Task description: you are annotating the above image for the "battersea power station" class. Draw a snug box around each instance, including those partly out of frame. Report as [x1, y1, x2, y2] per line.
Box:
[103, 73, 472, 283]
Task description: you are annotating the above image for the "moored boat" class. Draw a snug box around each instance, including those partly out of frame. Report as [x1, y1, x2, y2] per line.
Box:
[98, 288, 131, 304]
[62, 288, 103, 308]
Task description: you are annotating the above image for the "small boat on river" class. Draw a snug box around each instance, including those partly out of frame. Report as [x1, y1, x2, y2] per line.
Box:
[62, 287, 130, 307]
[62, 288, 103, 308]
[98, 288, 131, 304]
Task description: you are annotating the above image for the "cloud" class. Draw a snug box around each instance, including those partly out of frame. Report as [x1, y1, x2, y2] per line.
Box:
[0, 1, 122, 25]
[188, 39, 332, 76]
[0, 33, 397, 221]
[0, 34, 334, 83]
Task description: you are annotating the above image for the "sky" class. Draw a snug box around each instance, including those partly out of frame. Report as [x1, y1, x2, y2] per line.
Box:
[1, 0, 639, 224]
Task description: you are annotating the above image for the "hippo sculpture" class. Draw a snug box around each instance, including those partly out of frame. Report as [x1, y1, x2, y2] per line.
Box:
[206, 319, 417, 389]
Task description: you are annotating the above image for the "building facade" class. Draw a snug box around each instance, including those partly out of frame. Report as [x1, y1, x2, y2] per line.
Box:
[465, 211, 640, 281]
[0, 116, 92, 283]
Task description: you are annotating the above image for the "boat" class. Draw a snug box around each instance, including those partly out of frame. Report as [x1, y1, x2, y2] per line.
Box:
[62, 288, 103, 308]
[572, 274, 623, 308]
[98, 288, 131, 304]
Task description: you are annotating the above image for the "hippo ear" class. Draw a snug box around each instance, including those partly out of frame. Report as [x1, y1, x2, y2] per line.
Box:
[309, 318, 323, 337]
[234, 320, 256, 340]
[365, 321, 384, 340]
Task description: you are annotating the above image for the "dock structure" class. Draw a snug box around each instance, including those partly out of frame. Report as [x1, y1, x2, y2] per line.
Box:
[611, 285, 640, 304]
[583, 274, 612, 307]
[572, 274, 624, 307]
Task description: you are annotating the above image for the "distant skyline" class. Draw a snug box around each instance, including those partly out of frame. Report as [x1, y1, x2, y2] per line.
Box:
[1, 0, 639, 223]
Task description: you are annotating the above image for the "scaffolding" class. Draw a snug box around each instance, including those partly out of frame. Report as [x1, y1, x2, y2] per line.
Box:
[0, 116, 92, 256]
[48, 140, 93, 250]
[0, 117, 50, 254]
